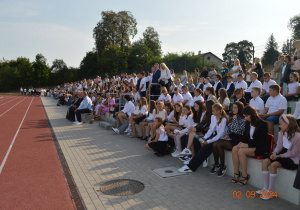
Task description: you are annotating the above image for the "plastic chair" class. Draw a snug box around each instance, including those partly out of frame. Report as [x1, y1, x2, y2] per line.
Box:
[252, 134, 274, 160]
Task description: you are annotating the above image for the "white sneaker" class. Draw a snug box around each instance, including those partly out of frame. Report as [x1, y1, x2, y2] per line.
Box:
[124, 127, 131, 133]
[179, 148, 192, 156]
[179, 156, 190, 161]
[260, 191, 272, 200]
[184, 157, 192, 165]
[112, 127, 120, 134]
[74, 122, 83, 125]
[178, 165, 193, 173]
[127, 132, 133, 136]
[171, 150, 180, 157]
[203, 158, 209, 168]
[256, 189, 266, 194]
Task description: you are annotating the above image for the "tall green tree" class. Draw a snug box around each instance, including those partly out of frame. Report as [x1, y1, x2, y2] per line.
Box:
[128, 44, 153, 69]
[101, 45, 129, 73]
[281, 39, 290, 55]
[79, 51, 100, 77]
[13, 57, 33, 88]
[288, 13, 300, 40]
[32, 54, 50, 87]
[0, 66, 18, 92]
[93, 10, 137, 53]
[262, 34, 281, 66]
[142, 27, 162, 57]
[222, 42, 238, 67]
[223, 40, 253, 67]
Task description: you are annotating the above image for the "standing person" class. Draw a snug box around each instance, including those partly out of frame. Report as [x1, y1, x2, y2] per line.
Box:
[158, 63, 172, 92]
[200, 66, 209, 78]
[260, 84, 287, 135]
[220, 62, 229, 87]
[24, 88, 27, 95]
[208, 65, 217, 85]
[151, 63, 161, 100]
[230, 59, 242, 83]
[282, 55, 293, 96]
[258, 114, 300, 199]
[181, 70, 188, 85]
[187, 79, 195, 94]
[194, 68, 199, 85]
[252, 57, 264, 81]
[170, 69, 175, 79]
[231, 106, 269, 185]
[139, 72, 147, 98]
[271, 55, 284, 85]
[245, 63, 253, 86]
[74, 91, 93, 125]
[20, 87, 23, 95]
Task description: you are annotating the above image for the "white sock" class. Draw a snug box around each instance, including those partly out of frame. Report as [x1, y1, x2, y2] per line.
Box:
[262, 171, 269, 190]
[268, 173, 277, 192]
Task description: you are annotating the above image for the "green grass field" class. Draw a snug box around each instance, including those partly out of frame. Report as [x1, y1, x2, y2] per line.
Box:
[0, 92, 21, 95]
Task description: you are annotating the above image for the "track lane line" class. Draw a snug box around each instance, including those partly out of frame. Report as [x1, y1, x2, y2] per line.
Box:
[0, 97, 34, 175]
[0, 97, 20, 107]
[0, 96, 15, 101]
[0, 97, 28, 117]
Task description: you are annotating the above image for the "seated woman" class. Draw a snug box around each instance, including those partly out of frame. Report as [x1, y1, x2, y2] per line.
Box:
[94, 93, 108, 120]
[205, 87, 217, 103]
[178, 103, 229, 173]
[284, 72, 300, 101]
[165, 104, 189, 138]
[178, 100, 214, 160]
[158, 87, 172, 104]
[145, 117, 169, 157]
[172, 103, 203, 157]
[130, 97, 148, 138]
[231, 105, 270, 185]
[140, 100, 157, 140]
[258, 114, 300, 199]
[147, 101, 168, 140]
[211, 101, 246, 177]
[165, 102, 174, 122]
[234, 88, 247, 106]
[165, 102, 183, 127]
[97, 94, 115, 118]
[217, 88, 230, 112]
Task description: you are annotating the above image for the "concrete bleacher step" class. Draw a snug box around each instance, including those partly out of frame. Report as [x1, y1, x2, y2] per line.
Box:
[99, 121, 113, 130]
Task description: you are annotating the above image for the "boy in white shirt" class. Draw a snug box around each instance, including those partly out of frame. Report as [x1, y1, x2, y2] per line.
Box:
[158, 87, 172, 103]
[172, 87, 183, 104]
[139, 72, 147, 98]
[249, 87, 264, 114]
[175, 79, 183, 92]
[182, 86, 193, 105]
[203, 77, 212, 92]
[231, 74, 247, 99]
[260, 73, 277, 103]
[260, 84, 287, 135]
[245, 72, 262, 103]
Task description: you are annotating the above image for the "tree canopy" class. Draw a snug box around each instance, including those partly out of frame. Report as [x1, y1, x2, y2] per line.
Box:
[288, 13, 300, 40]
[262, 34, 281, 66]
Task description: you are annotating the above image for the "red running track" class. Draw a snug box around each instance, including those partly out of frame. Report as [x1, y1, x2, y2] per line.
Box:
[0, 96, 74, 210]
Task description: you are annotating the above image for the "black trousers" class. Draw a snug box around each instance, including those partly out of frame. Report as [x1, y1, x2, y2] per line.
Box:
[151, 84, 161, 100]
[294, 159, 300, 190]
[188, 143, 213, 172]
[76, 109, 91, 122]
[67, 106, 76, 121]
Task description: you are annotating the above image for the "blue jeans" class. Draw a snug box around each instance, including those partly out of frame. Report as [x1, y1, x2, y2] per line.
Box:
[266, 115, 280, 124]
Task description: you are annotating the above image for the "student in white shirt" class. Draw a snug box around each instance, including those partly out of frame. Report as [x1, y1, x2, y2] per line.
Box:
[245, 63, 253, 86]
[172, 87, 183, 104]
[250, 87, 264, 114]
[130, 97, 148, 138]
[178, 103, 229, 173]
[147, 101, 168, 140]
[203, 77, 212, 92]
[195, 77, 205, 90]
[182, 86, 193, 105]
[114, 95, 135, 129]
[284, 72, 300, 101]
[230, 59, 242, 83]
[139, 72, 147, 98]
[217, 88, 230, 112]
[190, 88, 204, 106]
[231, 74, 248, 99]
[260, 84, 287, 135]
[140, 100, 157, 140]
[205, 87, 217, 103]
[175, 79, 183, 92]
[245, 72, 262, 103]
[165, 104, 189, 137]
[260, 73, 277, 103]
[145, 116, 169, 156]
[158, 87, 172, 103]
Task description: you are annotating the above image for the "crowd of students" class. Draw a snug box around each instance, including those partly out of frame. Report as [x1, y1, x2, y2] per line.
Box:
[50, 41, 300, 200]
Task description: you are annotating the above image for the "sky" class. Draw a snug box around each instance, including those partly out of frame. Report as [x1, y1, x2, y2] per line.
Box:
[0, 0, 299, 68]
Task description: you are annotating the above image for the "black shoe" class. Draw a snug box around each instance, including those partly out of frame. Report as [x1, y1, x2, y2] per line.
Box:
[210, 164, 220, 174]
[155, 153, 164, 157]
[217, 165, 227, 177]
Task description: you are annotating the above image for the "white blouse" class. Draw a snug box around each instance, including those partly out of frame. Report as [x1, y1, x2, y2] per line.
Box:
[158, 94, 172, 103]
[156, 126, 168, 141]
[204, 115, 227, 144]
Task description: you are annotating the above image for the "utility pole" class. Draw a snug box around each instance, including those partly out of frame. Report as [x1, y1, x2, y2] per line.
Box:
[252, 46, 255, 62]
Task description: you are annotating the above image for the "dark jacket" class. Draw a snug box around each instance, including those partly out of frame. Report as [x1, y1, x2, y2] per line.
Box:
[200, 70, 208, 78]
[244, 119, 270, 156]
[282, 64, 292, 84]
[234, 97, 247, 106]
[74, 97, 83, 108]
[199, 83, 204, 91]
[136, 78, 141, 91]
[215, 82, 223, 98]
[152, 69, 161, 84]
[226, 83, 235, 96]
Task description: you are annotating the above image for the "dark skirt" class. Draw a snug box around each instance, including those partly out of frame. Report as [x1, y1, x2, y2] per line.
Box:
[228, 133, 248, 147]
[265, 149, 298, 170]
[134, 115, 146, 124]
[294, 159, 300, 190]
[148, 141, 167, 154]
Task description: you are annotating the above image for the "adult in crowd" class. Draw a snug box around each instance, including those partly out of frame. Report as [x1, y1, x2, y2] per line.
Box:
[158, 63, 172, 92]
[231, 106, 269, 185]
[194, 68, 199, 85]
[209, 65, 217, 86]
[74, 91, 93, 125]
[260, 84, 287, 135]
[230, 59, 242, 83]
[20, 87, 23, 95]
[200, 66, 209, 78]
[282, 55, 292, 96]
[181, 70, 188, 85]
[252, 57, 264, 81]
[151, 63, 161, 100]
[170, 69, 175, 78]
[260, 73, 277, 103]
[245, 63, 253, 86]
[231, 74, 248, 100]
[220, 62, 229, 87]
[271, 55, 284, 85]
[66, 92, 83, 121]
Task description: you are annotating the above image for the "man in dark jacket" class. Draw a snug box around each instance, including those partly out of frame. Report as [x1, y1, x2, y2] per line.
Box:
[67, 92, 83, 121]
[150, 63, 161, 100]
[282, 55, 292, 96]
[200, 66, 208, 78]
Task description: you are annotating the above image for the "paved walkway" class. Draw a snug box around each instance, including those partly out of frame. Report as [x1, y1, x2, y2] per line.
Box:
[42, 97, 299, 210]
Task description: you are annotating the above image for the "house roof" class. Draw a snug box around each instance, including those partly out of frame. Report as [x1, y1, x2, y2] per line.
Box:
[201, 52, 224, 62]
